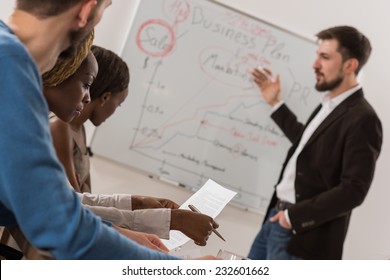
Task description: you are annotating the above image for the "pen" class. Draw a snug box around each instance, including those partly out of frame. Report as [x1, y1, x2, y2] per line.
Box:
[188, 204, 226, 242]
[257, 65, 275, 82]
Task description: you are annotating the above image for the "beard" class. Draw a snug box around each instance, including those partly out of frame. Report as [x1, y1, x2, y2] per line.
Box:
[59, 12, 96, 59]
[315, 71, 344, 92]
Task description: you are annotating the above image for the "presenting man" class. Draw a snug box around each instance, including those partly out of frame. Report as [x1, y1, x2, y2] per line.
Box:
[248, 26, 382, 260]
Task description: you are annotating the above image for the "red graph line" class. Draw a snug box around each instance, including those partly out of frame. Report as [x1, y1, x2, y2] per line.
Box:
[133, 93, 259, 147]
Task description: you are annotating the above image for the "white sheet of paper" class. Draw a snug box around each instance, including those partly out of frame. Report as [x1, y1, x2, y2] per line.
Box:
[168, 248, 202, 259]
[162, 179, 237, 250]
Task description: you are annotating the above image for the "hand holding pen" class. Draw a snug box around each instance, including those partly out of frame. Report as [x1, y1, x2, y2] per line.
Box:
[170, 208, 220, 246]
[188, 204, 226, 242]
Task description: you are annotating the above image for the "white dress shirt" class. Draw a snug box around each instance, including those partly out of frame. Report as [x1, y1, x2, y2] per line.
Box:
[272, 84, 361, 224]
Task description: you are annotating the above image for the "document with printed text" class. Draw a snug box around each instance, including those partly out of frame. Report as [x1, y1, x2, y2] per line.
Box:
[163, 179, 237, 250]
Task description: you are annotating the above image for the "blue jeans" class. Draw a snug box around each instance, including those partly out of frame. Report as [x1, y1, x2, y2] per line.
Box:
[248, 208, 302, 260]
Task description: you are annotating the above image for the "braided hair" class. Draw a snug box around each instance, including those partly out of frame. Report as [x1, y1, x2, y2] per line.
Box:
[89, 45, 130, 100]
[42, 31, 94, 87]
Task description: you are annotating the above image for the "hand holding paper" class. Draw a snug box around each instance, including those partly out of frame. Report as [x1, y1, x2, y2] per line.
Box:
[163, 179, 237, 250]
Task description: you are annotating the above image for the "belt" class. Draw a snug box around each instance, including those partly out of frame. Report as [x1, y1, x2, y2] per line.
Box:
[275, 199, 294, 211]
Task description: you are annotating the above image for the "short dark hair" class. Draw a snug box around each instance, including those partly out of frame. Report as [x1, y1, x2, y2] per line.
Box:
[316, 26, 371, 74]
[16, 0, 102, 18]
[90, 45, 130, 100]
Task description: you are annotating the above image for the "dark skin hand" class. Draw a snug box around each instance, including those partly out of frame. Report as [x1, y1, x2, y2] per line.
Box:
[170, 209, 219, 246]
[131, 195, 219, 245]
[131, 195, 180, 210]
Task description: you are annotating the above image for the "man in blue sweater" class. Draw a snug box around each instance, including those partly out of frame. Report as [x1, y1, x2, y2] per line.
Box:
[0, 0, 187, 260]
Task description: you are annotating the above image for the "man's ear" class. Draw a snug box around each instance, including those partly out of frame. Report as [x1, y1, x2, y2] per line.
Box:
[77, 0, 98, 28]
[100, 92, 111, 106]
[344, 58, 359, 74]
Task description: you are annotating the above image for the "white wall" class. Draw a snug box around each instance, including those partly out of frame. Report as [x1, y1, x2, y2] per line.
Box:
[0, 2, 14, 20]
[1, 0, 389, 259]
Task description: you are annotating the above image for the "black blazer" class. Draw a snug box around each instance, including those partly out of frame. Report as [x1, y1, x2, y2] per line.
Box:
[265, 89, 382, 259]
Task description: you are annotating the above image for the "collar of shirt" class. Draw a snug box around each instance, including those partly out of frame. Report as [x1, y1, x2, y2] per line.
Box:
[320, 84, 362, 111]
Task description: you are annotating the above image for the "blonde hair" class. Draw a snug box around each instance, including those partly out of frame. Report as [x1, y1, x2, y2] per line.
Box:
[42, 31, 94, 87]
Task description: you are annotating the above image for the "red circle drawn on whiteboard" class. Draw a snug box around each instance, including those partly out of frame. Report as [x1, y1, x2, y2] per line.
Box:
[163, 0, 191, 23]
[136, 19, 176, 58]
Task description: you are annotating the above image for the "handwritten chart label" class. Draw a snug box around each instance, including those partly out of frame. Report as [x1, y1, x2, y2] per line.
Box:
[136, 19, 176, 57]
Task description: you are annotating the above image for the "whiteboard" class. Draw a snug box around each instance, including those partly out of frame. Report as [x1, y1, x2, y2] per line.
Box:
[91, 0, 319, 213]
